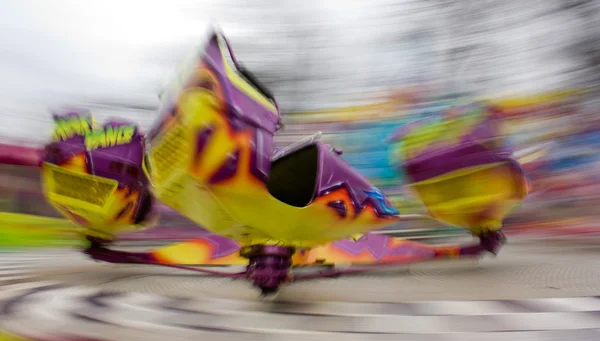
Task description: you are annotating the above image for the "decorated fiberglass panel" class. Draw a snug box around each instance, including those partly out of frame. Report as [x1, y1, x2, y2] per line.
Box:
[389, 102, 529, 235]
[143, 31, 401, 246]
[41, 109, 157, 240]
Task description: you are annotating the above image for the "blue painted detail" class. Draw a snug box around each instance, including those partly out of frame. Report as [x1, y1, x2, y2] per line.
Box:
[363, 187, 399, 215]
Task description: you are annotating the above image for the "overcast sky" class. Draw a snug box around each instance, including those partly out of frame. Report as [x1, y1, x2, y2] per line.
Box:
[0, 0, 586, 145]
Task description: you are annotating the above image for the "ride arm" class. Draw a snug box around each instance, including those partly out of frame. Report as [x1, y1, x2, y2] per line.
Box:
[85, 235, 246, 266]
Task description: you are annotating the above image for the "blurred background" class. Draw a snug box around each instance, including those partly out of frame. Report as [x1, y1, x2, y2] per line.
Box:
[2, 0, 600, 242]
[3, 1, 600, 340]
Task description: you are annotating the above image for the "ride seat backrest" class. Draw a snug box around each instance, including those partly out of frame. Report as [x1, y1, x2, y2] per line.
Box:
[237, 65, 275, 102]
[267, 144, 319, 207]
[217, 33, 275, 103]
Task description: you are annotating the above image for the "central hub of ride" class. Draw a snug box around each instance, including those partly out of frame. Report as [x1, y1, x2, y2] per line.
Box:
[240, 245, 295, 295]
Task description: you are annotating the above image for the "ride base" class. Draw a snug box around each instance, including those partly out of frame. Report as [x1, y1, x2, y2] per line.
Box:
[83, 231, 506, 295]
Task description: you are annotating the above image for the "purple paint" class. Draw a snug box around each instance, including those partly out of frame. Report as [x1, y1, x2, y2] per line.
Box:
[198, 32, 278, 135]
[42, 142, 84, 165]
[147, 104, 178, 141]
[203, 34, 227, 75]
[43, 118, 147, 189]
[327, 200, 347, 218]
[392, 104, 521, 184]
[202, 34, 278, 184]
[202, 32, 279, 134]
[85, 243, 156, 264]
[332, 234, 435, 261]
[249, 127, 274, 183]
[244, 245, 294, 294]
[315, 141, 396, 218]
[86, 121, 147, 189]
[147, 30, 397, 223]
[153, 32, 279, 186]
[459, 230, 506, 256]
[193, 125, 214, 164]
[204, 234, 241, 258]
[224, 108, 247, 131]
[50, 109, 94, 145]
[87, 121, 144, 162]
[225, 84, 278, 133]
[403, 142, 520, 183]
[43, 114, 157, 228]
[208, 147, 240, 184]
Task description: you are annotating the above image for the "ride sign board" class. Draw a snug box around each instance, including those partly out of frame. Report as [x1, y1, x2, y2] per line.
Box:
[84, 125, 137, 150]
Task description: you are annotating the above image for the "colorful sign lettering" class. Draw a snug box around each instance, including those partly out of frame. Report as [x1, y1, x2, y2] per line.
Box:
[52, 114, 94, 142]
[84, 125, 137, 150]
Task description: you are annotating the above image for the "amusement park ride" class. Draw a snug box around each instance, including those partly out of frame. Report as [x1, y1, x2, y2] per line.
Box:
[38, 30, 535, 295]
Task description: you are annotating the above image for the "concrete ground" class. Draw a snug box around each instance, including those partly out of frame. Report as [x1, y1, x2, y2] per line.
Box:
[0, 238, 599, 340]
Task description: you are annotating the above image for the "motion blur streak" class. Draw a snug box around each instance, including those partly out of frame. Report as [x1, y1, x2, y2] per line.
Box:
[2, 0, 600, 339]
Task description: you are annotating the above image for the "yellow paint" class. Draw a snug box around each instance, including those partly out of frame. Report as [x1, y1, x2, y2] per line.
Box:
[0, 331, 34, 341]
[218, 44, 278, 116]
[149, 89, 394, 247]
[284, 88, 584, 122]
[154, 241, 211, 264]
[147, 38, 397, 248]
[51, 111, 137, 151]
[0, 212, 82, 239]
[41, 162, 153, 240]
[0, 212, 73, 227]
[407, 163, 505, 186]
[152, 239, 248, 265]
[401, 113, 485, 160]
[489, 89, 585, 108]
[84, 125, 136, 150]
[52, 114, 94, 142]
[410, 163, 527, 234]
[517, 149, 547, 165]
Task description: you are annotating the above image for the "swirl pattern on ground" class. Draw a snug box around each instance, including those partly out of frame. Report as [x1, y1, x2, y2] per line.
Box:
[0, 241, 600, 340]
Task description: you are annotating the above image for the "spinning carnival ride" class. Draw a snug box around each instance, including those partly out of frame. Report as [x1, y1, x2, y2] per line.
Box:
[38, 31, 532, 295]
